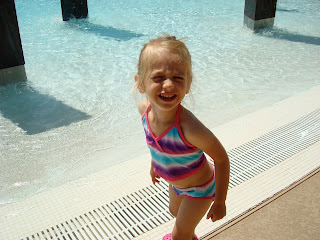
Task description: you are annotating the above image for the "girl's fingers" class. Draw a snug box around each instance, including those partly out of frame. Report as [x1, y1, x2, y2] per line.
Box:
[152, 176, 160, 184]
[206, 209, 213, 220]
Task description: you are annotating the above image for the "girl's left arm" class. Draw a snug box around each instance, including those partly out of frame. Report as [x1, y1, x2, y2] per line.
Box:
[183, 113, 230, 222]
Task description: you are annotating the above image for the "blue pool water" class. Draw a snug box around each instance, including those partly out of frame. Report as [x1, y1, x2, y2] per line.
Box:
[0, 0, 319, 206]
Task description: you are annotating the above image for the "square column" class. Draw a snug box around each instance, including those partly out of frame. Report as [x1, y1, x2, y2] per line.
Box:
[61, 0, 88, 21]
[244, 0, 277, 30]
[0, 0, 27, 85]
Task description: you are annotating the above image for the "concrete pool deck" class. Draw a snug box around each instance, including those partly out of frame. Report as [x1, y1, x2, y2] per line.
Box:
[206, 169, 320, 240]
[1, 84, 319, 240]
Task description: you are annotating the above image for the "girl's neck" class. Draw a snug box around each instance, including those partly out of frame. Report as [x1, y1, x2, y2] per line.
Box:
[149, 103, 179, 125]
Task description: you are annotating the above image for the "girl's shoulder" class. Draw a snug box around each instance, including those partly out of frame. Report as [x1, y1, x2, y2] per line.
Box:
[138, 99, 149, 115]
[179, 106, 206, 136]
[180, 106, 228, 159]
[179, 106, 213, 147]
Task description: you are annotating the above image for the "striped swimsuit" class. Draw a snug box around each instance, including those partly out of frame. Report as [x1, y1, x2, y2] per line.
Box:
[142, 104, 215, 199]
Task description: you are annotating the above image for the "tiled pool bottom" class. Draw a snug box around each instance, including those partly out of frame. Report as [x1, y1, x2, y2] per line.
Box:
[1, 85, 319, 240]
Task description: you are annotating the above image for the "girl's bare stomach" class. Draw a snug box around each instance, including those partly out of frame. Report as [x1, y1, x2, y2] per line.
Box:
[167, 161, 214, 189]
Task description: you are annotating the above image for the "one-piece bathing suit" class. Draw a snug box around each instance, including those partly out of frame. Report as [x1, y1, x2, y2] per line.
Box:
[142, 104, 215, 200]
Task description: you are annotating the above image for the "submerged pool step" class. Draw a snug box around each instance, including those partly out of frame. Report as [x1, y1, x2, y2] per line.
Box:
[22, 108, 320, 240]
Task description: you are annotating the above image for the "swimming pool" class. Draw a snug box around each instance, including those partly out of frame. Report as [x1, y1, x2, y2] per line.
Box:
[0, 0, 319, 206]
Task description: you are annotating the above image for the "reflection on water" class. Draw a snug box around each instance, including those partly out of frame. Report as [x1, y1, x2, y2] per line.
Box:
[66, 19, 145, 41]
[0, 82, 90, 135]
[256, 27, 320, 46]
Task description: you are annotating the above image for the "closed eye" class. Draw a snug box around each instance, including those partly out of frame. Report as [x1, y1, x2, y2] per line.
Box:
[152, 76, 164, 82]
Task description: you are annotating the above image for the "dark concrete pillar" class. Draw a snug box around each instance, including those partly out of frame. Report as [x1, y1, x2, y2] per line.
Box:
[61, 0, 88, 21]
[0, 0, 27, 85]
[244, 0, 277, 30]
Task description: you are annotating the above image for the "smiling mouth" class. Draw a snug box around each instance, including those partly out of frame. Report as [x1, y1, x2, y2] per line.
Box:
[159, 94, 177, 102]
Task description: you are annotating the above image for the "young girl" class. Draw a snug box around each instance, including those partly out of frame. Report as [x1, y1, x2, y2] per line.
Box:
[134, 36, 230, 240]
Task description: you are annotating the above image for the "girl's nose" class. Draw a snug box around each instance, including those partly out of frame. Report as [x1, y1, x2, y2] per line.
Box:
[163, 78, 174, 90]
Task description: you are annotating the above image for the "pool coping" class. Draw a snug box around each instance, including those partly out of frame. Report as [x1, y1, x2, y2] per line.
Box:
[1, 85, 320, 240]
[203, 167, 320, 240]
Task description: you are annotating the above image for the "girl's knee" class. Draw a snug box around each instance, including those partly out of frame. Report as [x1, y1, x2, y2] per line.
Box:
[169, 205, 178, 217]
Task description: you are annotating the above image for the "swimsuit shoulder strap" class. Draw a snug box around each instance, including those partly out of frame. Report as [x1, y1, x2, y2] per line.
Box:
[174, 103, 197, 148]
[175, 103, 181, 124]
[141, 104, 152, 120]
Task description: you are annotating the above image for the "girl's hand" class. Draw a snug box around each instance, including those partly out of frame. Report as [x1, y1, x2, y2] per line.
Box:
[206, 201, 226, 222]
[150, 167, 160, 184]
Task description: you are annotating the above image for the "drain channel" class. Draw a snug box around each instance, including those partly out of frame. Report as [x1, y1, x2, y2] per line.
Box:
[23, 109, 320, 240]
[228, 108, 320, 188]
[24, 182, 172, 240]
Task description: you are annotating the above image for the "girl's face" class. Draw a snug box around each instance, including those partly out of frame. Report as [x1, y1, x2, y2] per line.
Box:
[138, 51, 192, 112]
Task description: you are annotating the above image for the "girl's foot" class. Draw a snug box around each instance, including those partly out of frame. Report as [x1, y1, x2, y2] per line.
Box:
[162, 233, 199, 240]
[163, 233, 172, 240]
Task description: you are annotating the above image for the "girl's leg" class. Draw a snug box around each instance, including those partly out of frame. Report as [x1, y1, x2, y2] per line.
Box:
[168, 184, 184, 217]
[172, 197, 213, 240]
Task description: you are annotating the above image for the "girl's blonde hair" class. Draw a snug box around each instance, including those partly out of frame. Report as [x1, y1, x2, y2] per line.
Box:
[135, 35, 193, 91]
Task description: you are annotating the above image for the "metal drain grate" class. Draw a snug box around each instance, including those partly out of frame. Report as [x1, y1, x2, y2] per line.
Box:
[227, 108, 320, 188]
[23, 109, 320, 240]
[23, 181, 172, 240]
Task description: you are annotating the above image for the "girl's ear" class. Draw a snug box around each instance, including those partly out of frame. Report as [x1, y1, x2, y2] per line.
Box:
[135, 74, 145, 93]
